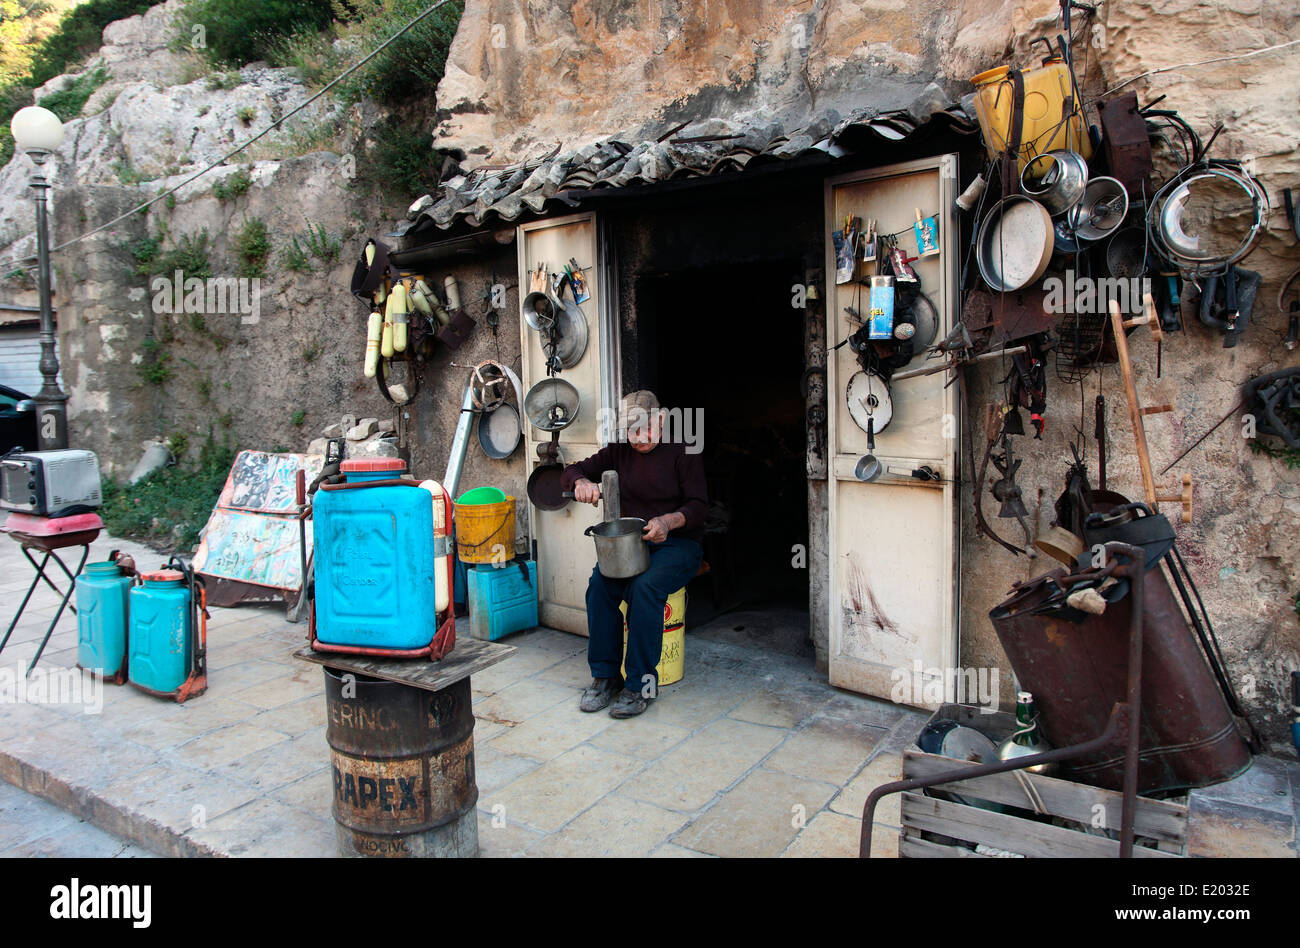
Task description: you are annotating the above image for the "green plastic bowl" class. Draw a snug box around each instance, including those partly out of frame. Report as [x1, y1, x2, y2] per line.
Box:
[456, 486, 508, 505]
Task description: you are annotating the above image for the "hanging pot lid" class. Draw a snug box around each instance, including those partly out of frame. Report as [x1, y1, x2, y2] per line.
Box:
[545, 299, 589, 369]
[478, 403, 522, 459]
[846, 370, 894, 436]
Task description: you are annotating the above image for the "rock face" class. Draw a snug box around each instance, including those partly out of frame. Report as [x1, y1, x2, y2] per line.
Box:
[6, 2, 386, 483]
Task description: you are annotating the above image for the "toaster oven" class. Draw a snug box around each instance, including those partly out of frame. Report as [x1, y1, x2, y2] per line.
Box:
[0, 449, 102, 516]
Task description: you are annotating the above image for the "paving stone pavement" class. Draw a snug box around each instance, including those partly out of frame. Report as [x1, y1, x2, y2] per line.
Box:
[0, 528, 1296, 858]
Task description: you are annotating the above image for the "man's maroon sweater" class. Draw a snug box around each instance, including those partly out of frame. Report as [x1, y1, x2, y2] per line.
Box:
[559, 441, 708, 543]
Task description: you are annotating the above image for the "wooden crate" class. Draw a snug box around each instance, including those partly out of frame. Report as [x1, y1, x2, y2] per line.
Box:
[898, 703, 1188, 858]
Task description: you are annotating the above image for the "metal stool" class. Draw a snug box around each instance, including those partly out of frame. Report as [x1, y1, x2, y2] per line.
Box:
[0, 511, 102, 676]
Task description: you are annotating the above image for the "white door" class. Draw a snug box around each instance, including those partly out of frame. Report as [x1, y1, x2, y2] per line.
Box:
[824, 156, 962, 708]
[517, 213, 620, 635]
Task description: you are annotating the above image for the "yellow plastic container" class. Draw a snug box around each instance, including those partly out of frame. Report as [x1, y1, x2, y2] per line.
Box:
[620, 586, 687, 687]
[971, 60, 1091, 170]
[453, 493, 516, 564]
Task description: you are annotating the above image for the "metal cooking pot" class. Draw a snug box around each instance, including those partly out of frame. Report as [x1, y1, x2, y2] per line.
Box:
[1020, 150, 1089, 217]
[584, 517, 649, 578]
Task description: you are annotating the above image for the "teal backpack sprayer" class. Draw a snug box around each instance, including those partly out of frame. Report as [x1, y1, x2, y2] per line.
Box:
[127, 555, 208, 703]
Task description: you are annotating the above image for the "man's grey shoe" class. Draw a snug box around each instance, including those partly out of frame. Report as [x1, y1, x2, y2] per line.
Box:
[608, 688, 650, 718]
[579, 677, 623, 713]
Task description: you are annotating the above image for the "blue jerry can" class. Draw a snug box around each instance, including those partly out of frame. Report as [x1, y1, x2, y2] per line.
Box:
[468, 560, 539, 642]
[76, 561, 130, 682]
[313, 458, 439, 650]
[128, 570, 192, 695]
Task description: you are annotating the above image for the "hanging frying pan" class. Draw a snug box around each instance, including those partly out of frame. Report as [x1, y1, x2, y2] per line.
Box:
[527, 462, 567, 510]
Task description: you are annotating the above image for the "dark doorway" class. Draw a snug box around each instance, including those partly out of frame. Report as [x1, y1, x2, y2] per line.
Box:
[635, 260, 812, 658]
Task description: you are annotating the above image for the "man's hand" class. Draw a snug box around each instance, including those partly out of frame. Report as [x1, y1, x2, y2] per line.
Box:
[573, 477, 601, 506]
[642, 513, 684, 544]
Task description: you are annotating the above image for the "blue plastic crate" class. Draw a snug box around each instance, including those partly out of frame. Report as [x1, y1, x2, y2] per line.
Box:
[467, 560, 538, 642]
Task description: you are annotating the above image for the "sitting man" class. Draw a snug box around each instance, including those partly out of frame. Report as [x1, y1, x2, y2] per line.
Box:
[561, 390, 707, 718]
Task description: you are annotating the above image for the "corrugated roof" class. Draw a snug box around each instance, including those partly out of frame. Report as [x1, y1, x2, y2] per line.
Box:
[399, 101, 979, 237]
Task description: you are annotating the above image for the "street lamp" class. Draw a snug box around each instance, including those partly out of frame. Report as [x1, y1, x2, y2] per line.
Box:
[10, 105, 67, 450]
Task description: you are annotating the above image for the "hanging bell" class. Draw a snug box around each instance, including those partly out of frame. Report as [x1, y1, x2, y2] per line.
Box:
[1002, 406, 1025, 437]
[996, 490, 1030, 521]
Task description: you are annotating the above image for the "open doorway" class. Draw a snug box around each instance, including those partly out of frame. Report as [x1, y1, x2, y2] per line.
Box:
[635, 260, 812, 660]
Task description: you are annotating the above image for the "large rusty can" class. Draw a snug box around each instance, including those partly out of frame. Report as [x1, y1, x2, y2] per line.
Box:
[324, 669, 478, 857]
[988, 551, 1251, 794]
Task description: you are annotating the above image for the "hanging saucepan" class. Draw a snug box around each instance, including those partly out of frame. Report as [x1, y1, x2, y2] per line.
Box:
[1068, 176, 1129, 243]
[846, 370, 894, 482]
[522, 291, 558, 332]
[976, 195, 1055, 292]
[1019, 150, 1089, 217]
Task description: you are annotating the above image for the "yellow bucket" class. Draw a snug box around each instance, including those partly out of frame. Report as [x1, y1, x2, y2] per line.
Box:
[453, 492, 516, 564]
[620, 586, 687, 687]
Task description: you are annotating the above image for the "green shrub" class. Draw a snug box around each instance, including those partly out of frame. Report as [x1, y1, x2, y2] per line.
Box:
[291, 409, 306, 426]
[357, 115, 442, 195]
[174, 0, 335, 68]
[151, 230, 213, 280]
[267, 26, 344, 88]
[36, 65, 111, 121]
[331, 0, 462, 106]
[301, 220, 340, 261]
[25, 0, 151, 86]
[137, 336, 172, 386]
[99, 433, 236, 552]
[211, 167, 252, 200]
[235, 104, 256, 124]
[234, 217, 270, 278]
[282, 235, 311, 273]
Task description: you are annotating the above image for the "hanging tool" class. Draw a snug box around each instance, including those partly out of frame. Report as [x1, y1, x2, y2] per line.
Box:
[1095, 394, 1107, 490]
[970, 398, 1029, 557]
[989, 432, 1035, 553]
[1108, 299, 1193, 522]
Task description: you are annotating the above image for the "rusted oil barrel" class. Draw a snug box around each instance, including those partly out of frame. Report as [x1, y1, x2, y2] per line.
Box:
[324, 669, 478, 857]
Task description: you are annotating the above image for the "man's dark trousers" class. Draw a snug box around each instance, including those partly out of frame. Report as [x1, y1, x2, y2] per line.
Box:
[586, 536, 702, 695]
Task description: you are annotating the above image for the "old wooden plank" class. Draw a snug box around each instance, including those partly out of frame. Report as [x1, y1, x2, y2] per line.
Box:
[900, 792, 1179, 858]
[292, 637, 515, 692]
[899, 835, 992, 858]
[903, 751, 1188, 843]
